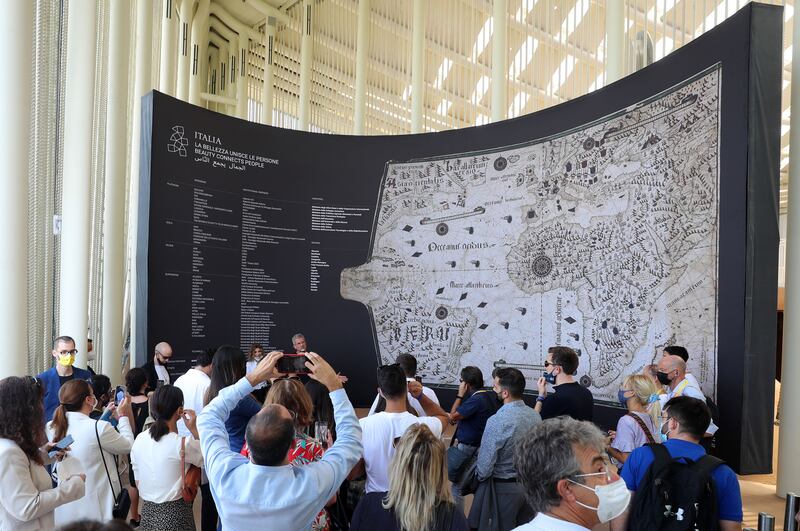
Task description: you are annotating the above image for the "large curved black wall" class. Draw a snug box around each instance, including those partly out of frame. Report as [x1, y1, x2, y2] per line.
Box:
[138, 4, 782, 472]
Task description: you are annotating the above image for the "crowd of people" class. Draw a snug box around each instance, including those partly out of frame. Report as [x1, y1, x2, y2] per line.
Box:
[0, 334, 746, 531]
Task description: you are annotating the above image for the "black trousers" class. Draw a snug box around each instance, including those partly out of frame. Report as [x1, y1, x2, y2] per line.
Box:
[200, 482, 218, 531]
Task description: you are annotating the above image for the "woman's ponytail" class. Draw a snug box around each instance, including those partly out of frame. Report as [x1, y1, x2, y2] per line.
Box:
[51, 404, 69, 442]
[52, 380, 93, 442]
[148, 385, 184, 442]
[148, 417, 170, 442]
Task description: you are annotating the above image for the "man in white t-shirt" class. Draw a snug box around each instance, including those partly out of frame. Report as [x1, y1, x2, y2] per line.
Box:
[366, 353, 440, 416]
[174, 349, 214, 437]
[354, 363, 448, 494]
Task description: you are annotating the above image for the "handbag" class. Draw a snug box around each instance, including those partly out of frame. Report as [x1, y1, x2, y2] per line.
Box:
[181, 436, 202, 502]
[94, 420, 132, 519]
[457, 452, 480, 496]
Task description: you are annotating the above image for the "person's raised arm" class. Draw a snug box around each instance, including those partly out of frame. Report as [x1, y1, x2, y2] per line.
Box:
[199, 351, 282, 479]
[100, 397, 134, 454]
[304, 352, 362, 502]
[449, 381, 470, 422]
[408, 380, 448, 432]
[534, 376, 547, 414]
[183, 409, 200, 440]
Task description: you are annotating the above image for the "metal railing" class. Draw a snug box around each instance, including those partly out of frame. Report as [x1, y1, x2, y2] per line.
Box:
[745, 492, 800, 531]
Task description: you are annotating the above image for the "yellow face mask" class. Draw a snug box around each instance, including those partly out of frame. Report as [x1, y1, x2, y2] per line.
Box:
[57, 354, 75, 367]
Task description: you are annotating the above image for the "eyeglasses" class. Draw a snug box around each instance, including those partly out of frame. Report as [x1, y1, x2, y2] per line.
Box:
[544, 361, 559, 368]
[570, 467, 614, 486]
[57, 349, 78, 356]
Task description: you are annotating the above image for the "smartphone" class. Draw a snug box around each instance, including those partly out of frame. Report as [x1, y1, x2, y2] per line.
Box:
[276, 354, 311, 374]
[48, 434, 74, 458]
[156, 380, 165, 389]
[114, 385, 125, 405]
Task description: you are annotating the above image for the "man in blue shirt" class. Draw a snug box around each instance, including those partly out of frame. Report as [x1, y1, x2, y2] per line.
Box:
[468, 367, 541, 530]
[447, 366, 499, 508]
[37, 335, 93, 423]
[197, 351, 362, 531]
[449, 366, 499, 446]
[621, 396, 742, 531]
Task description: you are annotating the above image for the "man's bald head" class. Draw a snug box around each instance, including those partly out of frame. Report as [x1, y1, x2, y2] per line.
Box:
[245, 404, 295, 466]
[154, 342, 173, 364]
[658, 355, 686, 380]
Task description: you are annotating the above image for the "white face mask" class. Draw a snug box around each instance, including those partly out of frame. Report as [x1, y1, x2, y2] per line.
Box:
[568, 476, 631, 523]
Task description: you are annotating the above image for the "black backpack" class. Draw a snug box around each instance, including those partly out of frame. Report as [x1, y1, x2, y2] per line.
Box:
[628, 443, 723, 531]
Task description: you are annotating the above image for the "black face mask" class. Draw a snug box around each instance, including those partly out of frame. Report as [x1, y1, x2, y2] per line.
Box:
[656, 371, 672, 386]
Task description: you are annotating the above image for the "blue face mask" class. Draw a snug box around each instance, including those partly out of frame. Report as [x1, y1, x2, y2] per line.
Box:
[617, 390, 629, 407]
[543, 371, 557, 385]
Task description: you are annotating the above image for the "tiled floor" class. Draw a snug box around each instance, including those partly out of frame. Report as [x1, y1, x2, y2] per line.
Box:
[737, 381, 788, 530]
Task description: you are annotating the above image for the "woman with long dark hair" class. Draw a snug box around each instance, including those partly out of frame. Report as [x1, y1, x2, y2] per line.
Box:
[0, 376, 86, 529]
[47, 379, 134, 525]
[131, 385, 202, 531]
[204, 345, 261, 451]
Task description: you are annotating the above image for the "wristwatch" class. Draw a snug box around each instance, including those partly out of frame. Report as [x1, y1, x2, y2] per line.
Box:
[536, 395, 546, 402]
[455, 395, 464, 400]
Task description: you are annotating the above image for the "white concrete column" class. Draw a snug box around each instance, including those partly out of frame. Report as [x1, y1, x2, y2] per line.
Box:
[298, 0, 313, 130]
[159, 0, 178, 96]
[59, 0, 97, 368]
[778, 13, 800, 498]
[176, 0, 194, 101]
[226, 44, 235, 110]
[219, 43, 229, 113]
[129, 0, 153, 367]
[410, 0, 424, 133]
[261, 18, 276, 125]
[189, 0, 210, 105]
[605, 0, 625, 84]
[236, 39, 248, 119]
[208, 46, 219, 111]
[490, 0, 508, 122]
[0, 1, 34, 377]
[353, 0, 370, 134]
[101, 0, 130, 385]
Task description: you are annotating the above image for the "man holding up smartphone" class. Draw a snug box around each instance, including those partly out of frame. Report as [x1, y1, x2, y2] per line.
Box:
[197, 351, 363, 530]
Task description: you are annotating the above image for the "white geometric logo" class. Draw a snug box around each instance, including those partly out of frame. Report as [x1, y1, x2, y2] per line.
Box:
[168, 125, 188, 157]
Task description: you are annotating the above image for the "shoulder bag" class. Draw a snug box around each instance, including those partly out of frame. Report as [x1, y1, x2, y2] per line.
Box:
[457, 452, 480, 496]
[626, 412, 657, 445]
[181, 436, 202, 502]
[94, 420, 132, 519]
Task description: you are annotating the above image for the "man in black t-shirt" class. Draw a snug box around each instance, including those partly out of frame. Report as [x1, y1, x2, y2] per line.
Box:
[534, 346, 594, 421]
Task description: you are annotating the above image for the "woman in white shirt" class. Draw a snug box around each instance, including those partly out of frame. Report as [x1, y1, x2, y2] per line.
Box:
[131, 384, 203, 531]
[0, 376, 86, 531]
[47, 379, 134, 525]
